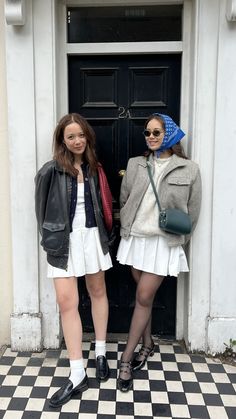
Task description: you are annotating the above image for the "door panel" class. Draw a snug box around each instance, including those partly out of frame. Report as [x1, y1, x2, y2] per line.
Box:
[68, 54, 181, 336]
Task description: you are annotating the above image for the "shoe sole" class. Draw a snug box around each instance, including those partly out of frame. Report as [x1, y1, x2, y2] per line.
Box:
[49, 381, 89, 408]
[117, 379, 133, 392]
[96, 374, 110, 382]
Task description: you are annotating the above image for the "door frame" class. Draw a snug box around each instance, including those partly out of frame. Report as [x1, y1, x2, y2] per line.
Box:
[57, 0, 193, 340]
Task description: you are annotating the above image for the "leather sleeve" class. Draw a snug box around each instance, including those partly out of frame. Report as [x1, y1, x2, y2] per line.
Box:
[34, 163, 53, 236]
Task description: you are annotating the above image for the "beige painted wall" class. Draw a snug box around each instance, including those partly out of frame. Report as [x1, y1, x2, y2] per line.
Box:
[0, 1, 12, 346]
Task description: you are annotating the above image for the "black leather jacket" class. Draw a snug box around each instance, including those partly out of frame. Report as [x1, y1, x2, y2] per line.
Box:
[35, 160, 111, 270]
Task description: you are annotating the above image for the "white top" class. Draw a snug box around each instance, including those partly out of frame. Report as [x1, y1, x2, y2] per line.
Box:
[130, 156, 172, 237]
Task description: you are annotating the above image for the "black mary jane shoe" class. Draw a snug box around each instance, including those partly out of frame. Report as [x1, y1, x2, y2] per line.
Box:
[49, 375, 89, 408]
[117, 360, 133, 392]
[96, 355, 110, 382]
[131, 340, 155, 371]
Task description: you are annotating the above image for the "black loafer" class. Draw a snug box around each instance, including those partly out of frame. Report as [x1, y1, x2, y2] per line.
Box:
[96, 355, 110, 381]
[49, 375, 88, 408]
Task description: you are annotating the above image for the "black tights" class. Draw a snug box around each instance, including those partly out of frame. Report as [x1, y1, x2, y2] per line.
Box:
[121, 268, 164, 366]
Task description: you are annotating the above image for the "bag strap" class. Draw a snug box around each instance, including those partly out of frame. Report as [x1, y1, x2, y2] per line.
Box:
[146, 156, 162, 212]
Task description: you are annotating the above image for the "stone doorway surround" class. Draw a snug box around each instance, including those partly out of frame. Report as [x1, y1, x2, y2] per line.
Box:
[5, 0, 236, 354]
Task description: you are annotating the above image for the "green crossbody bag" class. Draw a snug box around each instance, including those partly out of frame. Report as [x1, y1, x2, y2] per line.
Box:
[146, 158, 192, 235]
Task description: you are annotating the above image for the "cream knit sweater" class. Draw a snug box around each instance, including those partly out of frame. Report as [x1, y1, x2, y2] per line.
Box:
[130, 156, 172, 237]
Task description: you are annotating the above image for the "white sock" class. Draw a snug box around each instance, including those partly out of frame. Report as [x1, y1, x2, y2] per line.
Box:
[95, 340, 106, 358]
[69, 359, 85, 388]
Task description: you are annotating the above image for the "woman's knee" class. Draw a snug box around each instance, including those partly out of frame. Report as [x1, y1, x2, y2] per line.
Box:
[56, 292, 79, 313]
[88, 282, 106, 300]
[136, 288, 153, 308]
[86, 272, 107, 300]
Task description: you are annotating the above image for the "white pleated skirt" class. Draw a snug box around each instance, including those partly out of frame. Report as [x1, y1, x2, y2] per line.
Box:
[47, 183, 112, 278]
[117, 235, 189, 277]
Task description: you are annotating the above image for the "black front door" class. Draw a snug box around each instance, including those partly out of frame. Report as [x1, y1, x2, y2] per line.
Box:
[68, 53, 181, 337]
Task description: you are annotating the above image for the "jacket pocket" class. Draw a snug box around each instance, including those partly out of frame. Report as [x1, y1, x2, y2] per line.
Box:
[167, 177, 190, 186]
[41, 222, 66, 253]
[166, 177, 191, 205]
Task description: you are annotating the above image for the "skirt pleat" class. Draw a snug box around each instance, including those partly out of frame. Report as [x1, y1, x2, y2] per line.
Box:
[117, 235, 189, 277]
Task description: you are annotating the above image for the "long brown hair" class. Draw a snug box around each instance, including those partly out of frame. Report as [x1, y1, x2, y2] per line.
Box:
[53, 113, 98, 176]
[144, 115, 188, 159]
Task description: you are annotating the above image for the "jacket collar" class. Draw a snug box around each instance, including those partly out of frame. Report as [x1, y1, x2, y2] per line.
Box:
[146, 153, 188, 175]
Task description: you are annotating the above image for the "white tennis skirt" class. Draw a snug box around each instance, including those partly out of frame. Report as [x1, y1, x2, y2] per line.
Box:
[47, 226, 112, 278]
[47, 183, 112, 278]
[117, 234, 189, 277]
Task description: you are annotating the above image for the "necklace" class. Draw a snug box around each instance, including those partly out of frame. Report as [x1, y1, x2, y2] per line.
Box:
[74, 163, 84, 183]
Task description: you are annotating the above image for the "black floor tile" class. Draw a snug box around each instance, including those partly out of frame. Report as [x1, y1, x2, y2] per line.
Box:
[228, 373, 236, 383]
[18, 376, 37, 386]
[133, 390, 152, 403]
[22, 412, 42, 419]
[0, 385, 16, 397]
[164, 371, 181, 381]
[152, 403, 172, 417]
[7, 397, 28, 410]
[79, 399, 98, 413]
[208, 363, 226, 373]
[30, 386, 49, 398]
[168, 391, 187, 404]
[216, 382, 236, 394]
[182, 381, 202, 393]
[226, 406, 236, 419]
[203, 393, 224, 406]
[116, 401, 134, 416]
[99, 388, 116, 401]
[195, 372, 214, 382]
[177, 362, 194, 372]
[149, 379, 167, 391]
[189, 404, 210, 419]
[7, 366, 25, 375]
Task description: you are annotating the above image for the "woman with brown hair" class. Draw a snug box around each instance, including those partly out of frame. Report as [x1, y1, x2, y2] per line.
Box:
[35, 113, 112, 407]
[117, 113, 202, 392]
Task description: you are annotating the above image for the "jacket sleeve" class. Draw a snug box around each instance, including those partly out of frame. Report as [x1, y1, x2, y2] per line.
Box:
[187, 165, 202, 235]
[119, 159, 134, 208]
[34, 163, 53, 236]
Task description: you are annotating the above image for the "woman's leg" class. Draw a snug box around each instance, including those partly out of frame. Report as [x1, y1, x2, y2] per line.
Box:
[49, 277, 88, 408]
[85, 270, 110, 381]
[54, 276, 83, 360]
[120, 272, 164, 378]
[131, 268, 153, 349]
[85, 270, 109, 342]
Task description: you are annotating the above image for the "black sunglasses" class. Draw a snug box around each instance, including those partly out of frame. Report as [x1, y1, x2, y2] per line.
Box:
[143, 129, 164, 138]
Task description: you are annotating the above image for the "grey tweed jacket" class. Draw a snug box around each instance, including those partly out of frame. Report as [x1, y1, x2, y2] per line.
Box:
[119, 153, 202, 246]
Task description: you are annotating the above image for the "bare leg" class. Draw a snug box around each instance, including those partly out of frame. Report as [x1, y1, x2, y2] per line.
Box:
[85, 270, 108, 341]
[53, 276, 83, 360]
[120, 272, 164, 379]
[85, 271, 110, 381]
[131, 267, 153, 349]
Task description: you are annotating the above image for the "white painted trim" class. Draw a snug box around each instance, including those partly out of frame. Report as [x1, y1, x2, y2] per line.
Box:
[175, 0, 193, 341]
[6, 0, 43, 351]
[67, 42, 183, 55]
[61, 0, 183, 5]
[58, 0, 192, 342]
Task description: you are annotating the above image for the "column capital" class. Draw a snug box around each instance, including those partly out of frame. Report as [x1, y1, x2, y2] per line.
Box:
[5, 0, 26, 25]
[226, 0, 236, 21]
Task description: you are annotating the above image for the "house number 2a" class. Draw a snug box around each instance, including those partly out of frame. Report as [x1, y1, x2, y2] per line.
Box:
[118, 106, 131, 119]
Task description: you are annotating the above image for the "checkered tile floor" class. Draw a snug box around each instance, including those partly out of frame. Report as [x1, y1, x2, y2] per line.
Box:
[0, 341, 236, 419]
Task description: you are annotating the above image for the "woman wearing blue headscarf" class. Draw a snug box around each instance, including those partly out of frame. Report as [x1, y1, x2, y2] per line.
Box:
[116, 113, 202, 392]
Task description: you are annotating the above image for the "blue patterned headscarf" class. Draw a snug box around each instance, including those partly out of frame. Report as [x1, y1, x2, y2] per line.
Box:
[150, 113, 185, 157]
